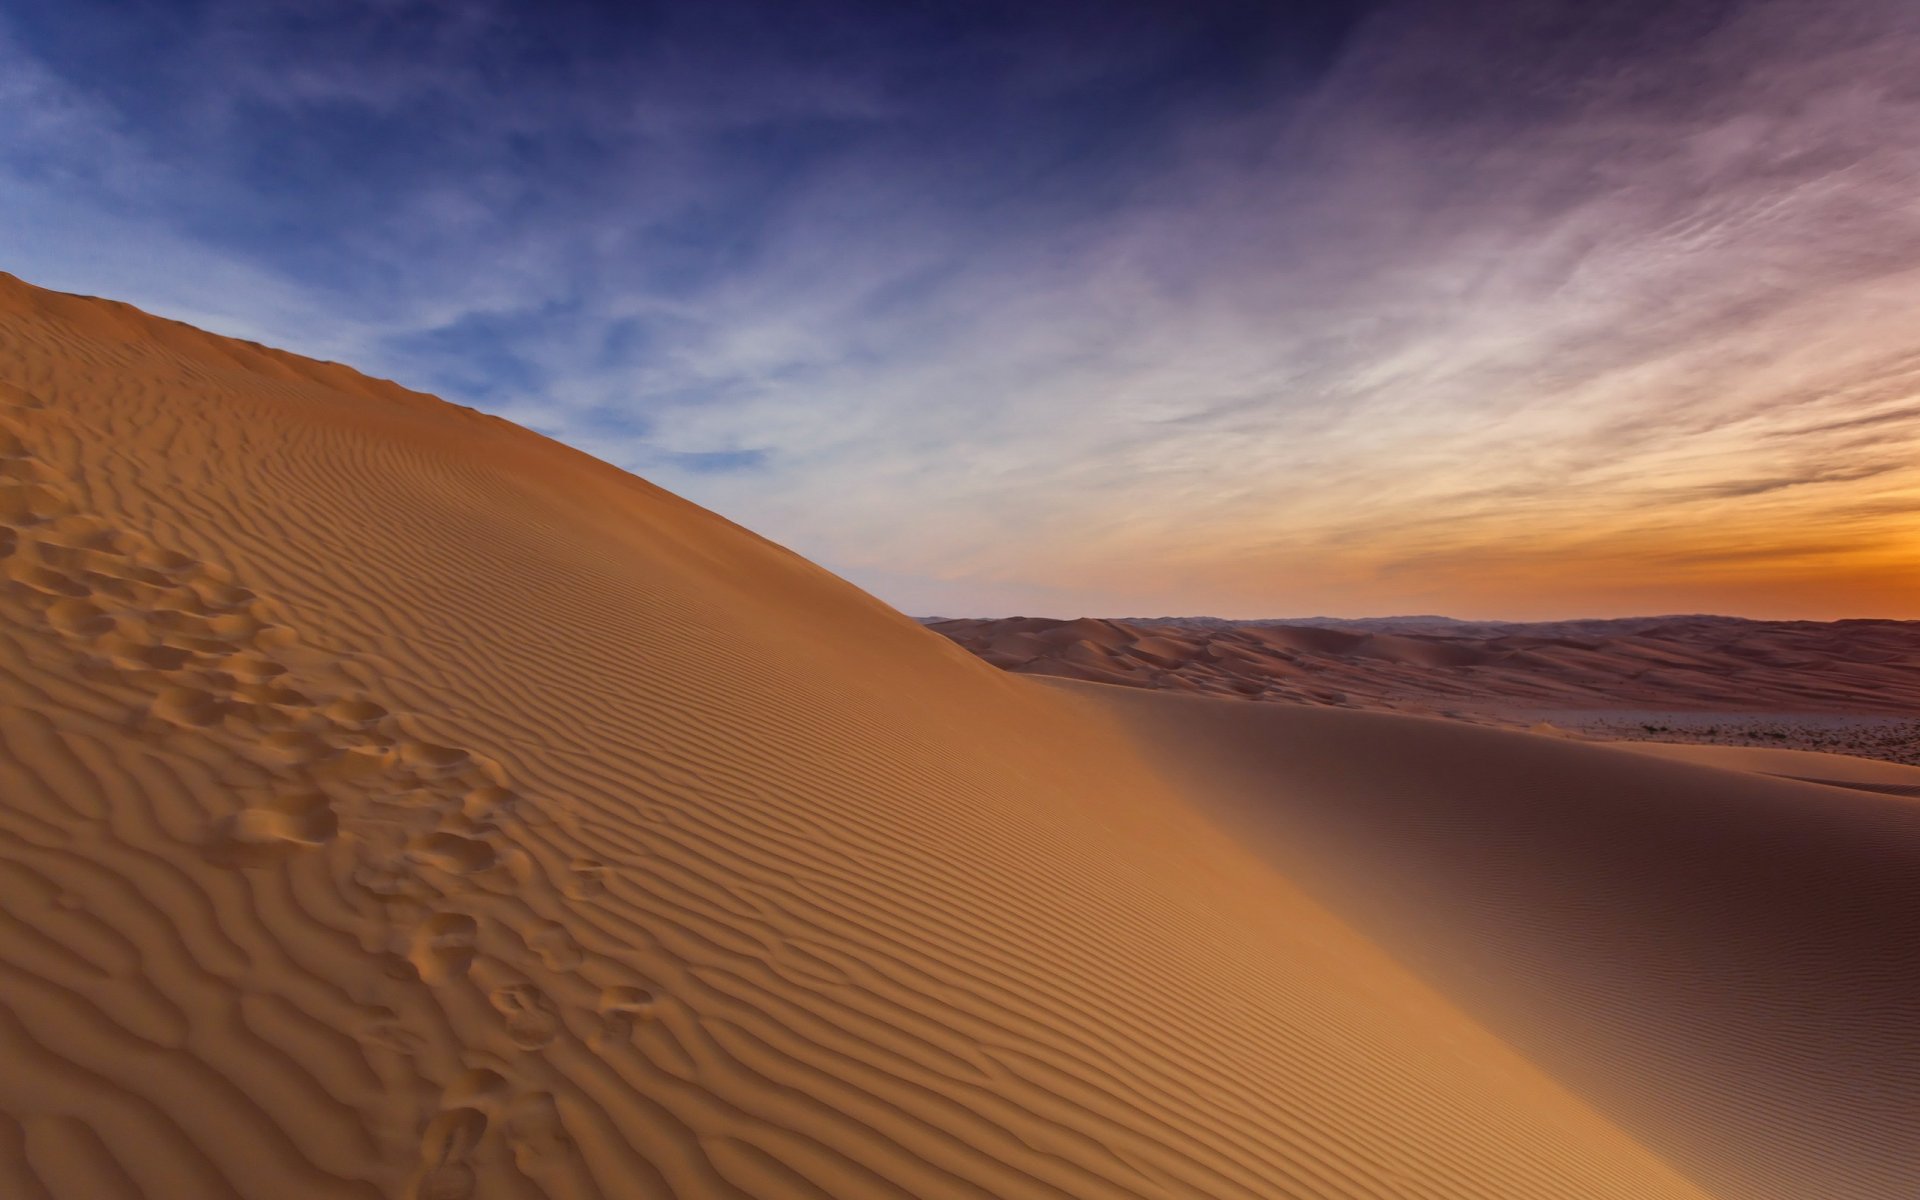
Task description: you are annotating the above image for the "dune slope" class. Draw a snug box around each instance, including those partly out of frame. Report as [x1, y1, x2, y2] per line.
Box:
[0, 273, 1722, 1199]
[1082, 682, 1920, 1200]
[1610, 741, 1920, 796]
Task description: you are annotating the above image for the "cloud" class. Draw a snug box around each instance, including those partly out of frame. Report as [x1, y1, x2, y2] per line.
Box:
[1684, 464, 1904, 501]
[4, 0, 1918, 619]
[659, 448, 769, 474]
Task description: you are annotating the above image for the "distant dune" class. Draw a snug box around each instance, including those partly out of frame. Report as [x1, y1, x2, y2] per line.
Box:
[930, 614, 1920, 763]
[0, 271, 1912, 1199]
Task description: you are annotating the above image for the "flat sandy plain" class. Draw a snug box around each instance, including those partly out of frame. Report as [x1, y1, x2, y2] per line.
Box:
[1, 272, 1915, 1199]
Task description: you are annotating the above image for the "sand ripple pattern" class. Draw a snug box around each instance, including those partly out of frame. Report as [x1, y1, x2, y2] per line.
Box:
[0, 385, 638, 1197]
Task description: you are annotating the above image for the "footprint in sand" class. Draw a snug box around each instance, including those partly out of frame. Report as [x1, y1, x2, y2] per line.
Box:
[400, 742, 473, 776]
[323, 742, 401, 781]
[525, 921, 583, 971]
[408, 1106, 488, 1200]
[460, 785, 514, 823]
[507, 1091, 593, 1195]
[184, 576, 257, 611]
[464, 785, 558, 832]
[488, 983, 561, 1050]
[409, 913, 479, 985]
[253, 623, 300, 650]
[353, 855, 434, 903]
[148, 685, 230, 729]
[507, 1090, 572, 1155]
[458, 750, 510, 788]
[486, 845, 537, 888]
[372, 951, 424, 985]
[220, 653, 293, 683]
[201, 792, 338, 868]
[591, 985, 659, 1049]
[325, 697, 389, 728]
[252, 729, 335, 766]
[406, 830, 497, 875]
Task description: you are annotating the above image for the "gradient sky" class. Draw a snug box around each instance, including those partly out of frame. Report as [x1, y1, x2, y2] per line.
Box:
[5, 0, 1918, 620]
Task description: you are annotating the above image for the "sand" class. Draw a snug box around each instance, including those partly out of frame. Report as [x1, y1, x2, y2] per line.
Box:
[932, 615, 1920, 764]
[0, 269, 1886, 1197]
[1085, 683, 1920, 1200]
[1610, 740, 1920, 795]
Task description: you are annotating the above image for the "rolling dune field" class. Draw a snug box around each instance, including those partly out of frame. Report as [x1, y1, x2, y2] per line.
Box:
[930, 615, 1920, 764]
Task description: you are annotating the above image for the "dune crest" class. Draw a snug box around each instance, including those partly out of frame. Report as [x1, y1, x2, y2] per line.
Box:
[0, 272, 1721, 1198]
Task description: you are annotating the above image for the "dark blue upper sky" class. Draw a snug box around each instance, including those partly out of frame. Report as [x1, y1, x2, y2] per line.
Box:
[7, 0, 1920, 618]
[7, 1, 1373, 321]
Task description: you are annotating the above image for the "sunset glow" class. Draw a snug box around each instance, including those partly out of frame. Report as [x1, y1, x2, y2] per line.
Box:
[6, 0, 1917, 618]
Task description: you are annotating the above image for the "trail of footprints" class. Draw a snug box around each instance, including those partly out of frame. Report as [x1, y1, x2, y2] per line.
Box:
[0, 392, 661, 1198]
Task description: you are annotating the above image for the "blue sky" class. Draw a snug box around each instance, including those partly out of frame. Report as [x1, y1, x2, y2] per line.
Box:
[6, 0, 1920, 619]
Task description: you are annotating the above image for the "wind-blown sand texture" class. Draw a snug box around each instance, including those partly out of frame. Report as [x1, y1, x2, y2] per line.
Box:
[930, 615, 1920, 763]
[1082, 684, 1920, 1200]
[0, 272, 1902, 1199]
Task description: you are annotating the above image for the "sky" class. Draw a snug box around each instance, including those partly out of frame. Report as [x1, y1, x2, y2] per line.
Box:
[4, 0, 1918, 621]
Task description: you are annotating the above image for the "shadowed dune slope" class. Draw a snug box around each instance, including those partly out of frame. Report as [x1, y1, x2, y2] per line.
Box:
[1076, 682, 1920, 1200]
[1611, 741, 1920, 796]
[0, 272, 1716, 1198]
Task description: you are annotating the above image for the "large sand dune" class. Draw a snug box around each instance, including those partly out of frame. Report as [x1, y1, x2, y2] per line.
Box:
[1086, 684, 1920, 1200]
[0, 271, 1896, 1197]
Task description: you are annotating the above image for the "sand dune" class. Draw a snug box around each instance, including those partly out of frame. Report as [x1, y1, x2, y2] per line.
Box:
[0, 271, 1895, 1198]
[929, 612, 1920, 714]
[932, 614, 1920, 763]
[1084, 683, 1920, 1200]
